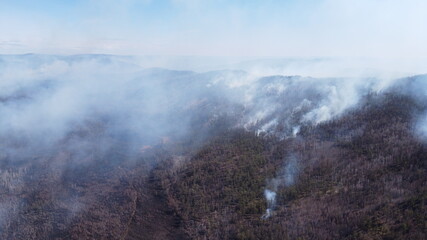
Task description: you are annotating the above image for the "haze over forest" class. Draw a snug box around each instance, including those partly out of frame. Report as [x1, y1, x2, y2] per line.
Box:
[0, 1, 426, 239]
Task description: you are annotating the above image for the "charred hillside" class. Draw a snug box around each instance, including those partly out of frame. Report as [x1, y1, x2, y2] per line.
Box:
[0, 55, 426, 239]
[151, 92, 427, 239]
[2, 90, 424, 239]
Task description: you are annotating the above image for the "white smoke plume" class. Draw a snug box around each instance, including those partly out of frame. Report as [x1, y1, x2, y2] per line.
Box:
[262, 154, 299, 219]
[262, 189, 276, 219]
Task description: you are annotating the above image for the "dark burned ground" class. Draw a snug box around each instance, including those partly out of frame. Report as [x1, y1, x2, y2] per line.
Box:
[125, 168, 189, 240]
[152, 93, 427, 239]
[64, 160, 190, 240]
[0, 148, 190, 240]
[1, 92, 426, 239]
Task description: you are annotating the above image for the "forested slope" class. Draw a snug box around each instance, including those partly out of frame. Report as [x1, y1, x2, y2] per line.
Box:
[0, 64, 426, 239]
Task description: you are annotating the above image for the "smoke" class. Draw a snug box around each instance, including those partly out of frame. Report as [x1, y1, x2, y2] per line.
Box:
[415, 89, 427, 140]
[239, 75, 392, 138]
[2, 54, 426, 164]
[262, 154, 299, 219]
[1, 54, 427, 229]
[0, 55, 202, 161]
[2, 55, 426, 162]
[385, 74, 427, 140]
[419, 117, 427, 140]
[262, 189, 276, 219]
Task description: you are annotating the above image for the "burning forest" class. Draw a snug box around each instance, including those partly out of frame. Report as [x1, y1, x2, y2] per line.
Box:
[0, 54, 426, 239]
[1, 1, 427, 239]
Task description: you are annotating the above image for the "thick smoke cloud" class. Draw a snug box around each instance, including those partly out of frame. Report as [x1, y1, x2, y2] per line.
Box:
[0, 55, 203, 162]
[2, 54, 426, 164]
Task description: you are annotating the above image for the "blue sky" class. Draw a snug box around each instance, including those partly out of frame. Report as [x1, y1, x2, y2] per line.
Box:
[1, 0, 426, 58]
